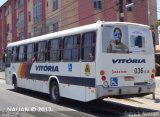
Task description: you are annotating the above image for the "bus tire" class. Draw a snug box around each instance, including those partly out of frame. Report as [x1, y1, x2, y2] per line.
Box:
[13, 77, 19, 92]
[152, 92, 155, 100]
[50, 82, 60, 103]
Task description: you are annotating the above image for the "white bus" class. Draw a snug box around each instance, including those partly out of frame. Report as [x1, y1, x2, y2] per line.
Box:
[4, 21, 156, 103]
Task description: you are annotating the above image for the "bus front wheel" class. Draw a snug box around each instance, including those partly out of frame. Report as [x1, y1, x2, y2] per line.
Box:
[13, 78, 19, 91]
[50, 82, 60, 103]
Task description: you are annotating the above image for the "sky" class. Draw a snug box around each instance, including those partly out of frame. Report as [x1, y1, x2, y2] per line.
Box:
[157, 0, 160, 19]
[0, 0, 7, 7]
[0, 0, 160, 19]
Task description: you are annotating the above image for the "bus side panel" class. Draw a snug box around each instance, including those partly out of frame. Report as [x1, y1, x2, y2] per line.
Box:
[60, 84, 86, 101]
[60, 62, 86, 101]
[16, 78, 48, 93]
[10, 63, 45, 93]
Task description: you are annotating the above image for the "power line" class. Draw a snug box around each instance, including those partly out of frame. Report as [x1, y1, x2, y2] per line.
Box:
[2, 0, 159, 41]
[27, 0, 82, 27]
[15, 3, 117, 38]
[4, 2, 117, 41]
[26, 0, 115, 34]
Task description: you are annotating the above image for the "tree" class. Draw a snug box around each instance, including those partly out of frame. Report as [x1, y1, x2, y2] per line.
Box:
[153, 20, 160, 29]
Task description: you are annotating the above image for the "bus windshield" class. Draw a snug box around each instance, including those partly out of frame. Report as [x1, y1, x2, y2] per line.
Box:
[102, 25, 154, 54]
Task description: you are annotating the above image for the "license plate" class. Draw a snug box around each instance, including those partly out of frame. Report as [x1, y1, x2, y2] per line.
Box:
[124, 76, 134, 81]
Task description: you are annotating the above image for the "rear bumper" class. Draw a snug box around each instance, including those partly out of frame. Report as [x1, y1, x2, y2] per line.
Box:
[97, 83, 156, 98]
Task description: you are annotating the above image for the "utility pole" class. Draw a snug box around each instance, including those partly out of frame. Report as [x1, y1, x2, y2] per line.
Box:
[147, 0, 151, 26]
[117, 0, 124, 22]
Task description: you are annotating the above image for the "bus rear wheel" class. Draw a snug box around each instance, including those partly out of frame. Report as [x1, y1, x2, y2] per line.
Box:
[50, 82, 60, 103]
[13, 78, 19, 91]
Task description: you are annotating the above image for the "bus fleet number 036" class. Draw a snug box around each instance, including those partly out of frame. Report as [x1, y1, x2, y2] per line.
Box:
[134, 68, 144, 74]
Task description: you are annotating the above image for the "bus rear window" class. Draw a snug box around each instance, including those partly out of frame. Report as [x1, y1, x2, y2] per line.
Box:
[102, 25, 153, 54]
[130, 35, 145, 48]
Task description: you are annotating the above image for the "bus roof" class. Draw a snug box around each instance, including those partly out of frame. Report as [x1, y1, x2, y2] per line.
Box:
[7, 21, 150, 48]
[104, 21, 150, 28]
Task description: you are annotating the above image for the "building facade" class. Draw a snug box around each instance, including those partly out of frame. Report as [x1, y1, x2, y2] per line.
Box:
[0, 0, 157, 70]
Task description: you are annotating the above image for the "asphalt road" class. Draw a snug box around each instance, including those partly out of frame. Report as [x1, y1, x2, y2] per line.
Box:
[0, 80, 98, 117]
[0, 72, 159, 117]
[0, 79, 159, 117]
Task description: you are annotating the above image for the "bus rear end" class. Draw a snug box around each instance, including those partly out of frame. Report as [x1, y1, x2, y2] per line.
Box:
[96, 23, 155, 99]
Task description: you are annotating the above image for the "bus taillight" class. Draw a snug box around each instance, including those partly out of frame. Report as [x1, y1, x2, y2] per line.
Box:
[151, 74, 155, 79]
[100, 70, 105, 75]
[152, 69, 156, 74]
[151, 68, 156, 79]
[101, 76, 106, 81]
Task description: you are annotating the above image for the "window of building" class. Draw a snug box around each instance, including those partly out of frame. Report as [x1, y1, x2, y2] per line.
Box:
[34, 27, 42, 36]
[53, 0, 58, 10]
[27, 43, 35, 62]
[81, 32, 96, 61]
[33, 0, 42, 22]
[28, 11, 31, 22]
[12, 47, 18, 62]
[63, 35, 80, 61]
[53, 22, 59, 32]
[16, 0, 24, 8]
[28, 33, 31, 38]
[17, 12, 24, 28]
[5, 8, 9, 16]
[5, 6, 11, 16]
[46, 1, 48, 8]
[6, 24, 10, 33]
[93, 0, 102, 10]
[19, 32, 24, 40]
[126, 0, 133, 11]
[18, 45, 26, 62]
[37, 41, 47, 62]
[49, 38, 61, 61]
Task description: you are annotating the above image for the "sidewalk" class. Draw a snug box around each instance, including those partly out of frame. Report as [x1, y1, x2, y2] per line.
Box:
[155, 77, 160, 94]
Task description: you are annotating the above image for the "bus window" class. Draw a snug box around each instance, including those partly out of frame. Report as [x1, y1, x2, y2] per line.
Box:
[130, 35, 145, 48]
[37, 41, 47, 62]
[72, 35, 80, 61]
[18, 45, 25, 62]
[12, 47, 18, 62]
[81, 32, 96, 61]
[5, 48, 12, 64]
[63, 35, 80, 61]
[27, 43, 35, 62]
[128, 26, 152, 54]
[49, 38, 62, 61]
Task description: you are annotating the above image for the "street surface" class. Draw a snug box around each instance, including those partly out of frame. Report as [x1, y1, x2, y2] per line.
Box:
[0, 79, 96, 117]
[0, 72, 160, 117]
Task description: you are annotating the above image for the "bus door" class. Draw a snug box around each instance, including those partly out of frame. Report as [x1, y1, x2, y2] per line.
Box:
[61, 35, 86, 101]
[81, 31, 96, 101]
